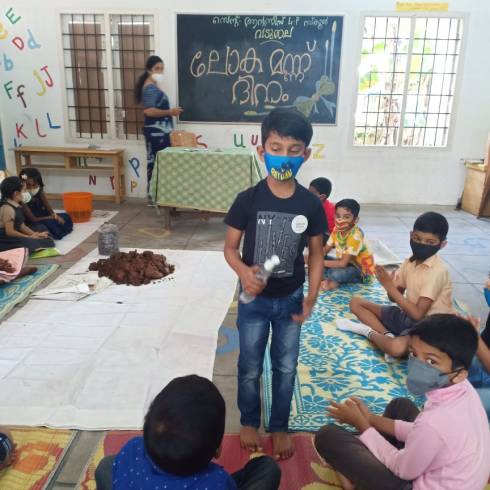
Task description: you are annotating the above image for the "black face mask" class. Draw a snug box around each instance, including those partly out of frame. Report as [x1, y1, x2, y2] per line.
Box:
[409, 239, 440, 262]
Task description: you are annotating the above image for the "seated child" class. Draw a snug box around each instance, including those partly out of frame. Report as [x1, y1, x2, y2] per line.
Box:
[0, 177, 54, 254]
[339, 211, 453, 360]
[321, 199, 375, 290]
[309, 177, 335, 236]
[20, 168, 73, 240]
[95, 375, 281, 490]
[315, 314, 490, 490]
[467, 278, 490, 420]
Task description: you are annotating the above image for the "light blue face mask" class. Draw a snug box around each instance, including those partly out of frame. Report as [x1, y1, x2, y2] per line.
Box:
[406, 356, 456, 396]
[484, 287, 490, 307]
[264, 153, 305, 181]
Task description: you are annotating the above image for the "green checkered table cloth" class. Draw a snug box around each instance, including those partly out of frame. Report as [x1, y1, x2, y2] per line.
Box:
[149, 147, 263, 212]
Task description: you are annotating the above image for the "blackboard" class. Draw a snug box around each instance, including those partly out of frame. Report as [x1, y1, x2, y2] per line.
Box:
[177, 14, 343, 124]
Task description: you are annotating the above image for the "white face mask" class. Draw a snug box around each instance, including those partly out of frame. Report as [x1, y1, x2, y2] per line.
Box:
[151, 73, 164, 85]
[29, 187, 40, 196]
[22, 191, 31, 204]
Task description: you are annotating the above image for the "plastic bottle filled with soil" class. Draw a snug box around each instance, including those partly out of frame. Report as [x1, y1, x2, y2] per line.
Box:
[98, 224, 119, 256]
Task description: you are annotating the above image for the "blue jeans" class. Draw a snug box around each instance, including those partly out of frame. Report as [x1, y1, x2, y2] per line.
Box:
[468, 357, 490, 421]
[324, 265, 362, 284]
[237, 286, 304, 432]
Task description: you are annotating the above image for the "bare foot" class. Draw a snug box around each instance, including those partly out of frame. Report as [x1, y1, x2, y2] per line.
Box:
[320, 279, 339, 291]
[272, 431, 294, 460]
[17, 266, 37, 279]
[240, 426, 262, 452]
[338, 471, 356, 490]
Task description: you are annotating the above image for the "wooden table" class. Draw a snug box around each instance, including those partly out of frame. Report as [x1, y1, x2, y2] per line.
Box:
[14, 146, 125, 204]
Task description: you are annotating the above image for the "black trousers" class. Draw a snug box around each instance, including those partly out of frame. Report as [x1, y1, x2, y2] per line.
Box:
[315, 398, 419, 490]
[95, 454, 281, 490]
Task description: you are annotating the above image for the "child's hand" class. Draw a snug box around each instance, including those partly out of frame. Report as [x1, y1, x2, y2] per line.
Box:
[239, 265, 266, 297]
[351, 397, 372, 422]
[33, 231, 48, 239]
[292, 295, 315, 324]
[55, 214, 65, 225]
[328, 398, 371, 432]
[375, 265, 396, 292]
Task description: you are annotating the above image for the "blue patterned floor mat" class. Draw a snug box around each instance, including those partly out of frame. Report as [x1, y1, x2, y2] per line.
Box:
[263, 281, 424, 432]
[0, 265, 59, 322]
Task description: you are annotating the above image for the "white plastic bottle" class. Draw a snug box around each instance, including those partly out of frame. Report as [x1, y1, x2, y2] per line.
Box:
[239, 255, 280, 304]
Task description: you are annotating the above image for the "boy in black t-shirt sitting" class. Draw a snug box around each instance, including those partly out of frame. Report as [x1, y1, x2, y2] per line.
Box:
[224, 108, 326, 460]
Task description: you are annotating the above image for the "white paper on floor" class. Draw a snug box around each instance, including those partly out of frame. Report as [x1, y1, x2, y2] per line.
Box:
[0, 248, 237, 430]
[367, 239, 402, 266]
[53, 210, 118, 255]
[31, 271, 113, 301]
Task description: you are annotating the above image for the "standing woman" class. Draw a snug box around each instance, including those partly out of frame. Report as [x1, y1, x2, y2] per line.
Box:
[135, 56, 183, 195]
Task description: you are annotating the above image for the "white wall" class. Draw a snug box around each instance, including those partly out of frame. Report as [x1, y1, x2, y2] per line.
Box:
[0, 0, 489, 203]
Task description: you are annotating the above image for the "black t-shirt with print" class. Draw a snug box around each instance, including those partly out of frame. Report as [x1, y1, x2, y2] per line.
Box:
[225, 179, 327, 297]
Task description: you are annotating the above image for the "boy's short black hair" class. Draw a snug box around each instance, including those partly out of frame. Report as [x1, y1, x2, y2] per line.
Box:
[413, 212, 449, 241]
[261, 108, 313, 147]
[410, 314, 478, 370]
[143, 375, 225, 477]
[335, 198, 360, 218]
[310, 177, 332, 198]
[19, 168, 44, 188]
[1, 176, 23, 200]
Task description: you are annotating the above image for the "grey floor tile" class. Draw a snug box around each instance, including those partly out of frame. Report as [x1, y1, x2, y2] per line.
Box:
[452, 283, 488, 321]
[443, 255, 489, 285]
[213, 374, 241, 433]
[52, 431, 103, 485]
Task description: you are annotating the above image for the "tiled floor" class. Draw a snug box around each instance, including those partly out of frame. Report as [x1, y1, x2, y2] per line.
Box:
[5, 200, 488, 489]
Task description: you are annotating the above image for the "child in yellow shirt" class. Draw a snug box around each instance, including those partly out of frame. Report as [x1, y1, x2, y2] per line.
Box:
[321, 199, 375, 290]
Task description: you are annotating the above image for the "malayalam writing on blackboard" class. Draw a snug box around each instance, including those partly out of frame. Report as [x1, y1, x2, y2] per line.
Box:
[177, 14, 343, 123]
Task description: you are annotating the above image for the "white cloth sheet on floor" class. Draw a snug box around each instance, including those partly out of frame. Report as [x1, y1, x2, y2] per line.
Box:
[367, 239, 402, 266]
[0, 248, 237, 430]
[53, 210, 118, 255]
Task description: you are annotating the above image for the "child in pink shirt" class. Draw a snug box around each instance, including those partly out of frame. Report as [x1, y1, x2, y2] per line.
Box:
[315, 314, 490, 490]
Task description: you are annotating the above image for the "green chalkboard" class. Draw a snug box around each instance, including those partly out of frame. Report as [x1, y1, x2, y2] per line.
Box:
[177, 14, 343, 124]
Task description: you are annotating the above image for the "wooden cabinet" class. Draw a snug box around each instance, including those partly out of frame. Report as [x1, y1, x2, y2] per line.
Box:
[14, 146, 125, 204]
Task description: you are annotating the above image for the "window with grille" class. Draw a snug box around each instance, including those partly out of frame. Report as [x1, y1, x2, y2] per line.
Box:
[353, 16, 463, 147]
[61, 13, 155, 140]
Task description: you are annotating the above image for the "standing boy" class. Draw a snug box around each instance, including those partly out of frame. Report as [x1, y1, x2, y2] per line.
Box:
[224, 108, 326, 460]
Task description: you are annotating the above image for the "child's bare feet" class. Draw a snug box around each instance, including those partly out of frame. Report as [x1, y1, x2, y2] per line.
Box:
[272, 431, 294, 460]
[321, 279, 339, 291]
[240, 426, 262, 452]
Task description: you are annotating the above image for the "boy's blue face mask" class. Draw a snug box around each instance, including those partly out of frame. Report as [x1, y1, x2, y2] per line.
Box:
[406, 356, 460, 396]
[264, 153, 305, 181]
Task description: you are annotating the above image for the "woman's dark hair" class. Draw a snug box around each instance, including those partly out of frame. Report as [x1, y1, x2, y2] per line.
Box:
[19, 168, 44, 189]
[336, 198, 361, 218]
[410, 314, 478, 370]
[1, 176, 23, 201]
[261, 108, 313, 147]
[134, 55, 163, 103]
[143, 375, 225, 476]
